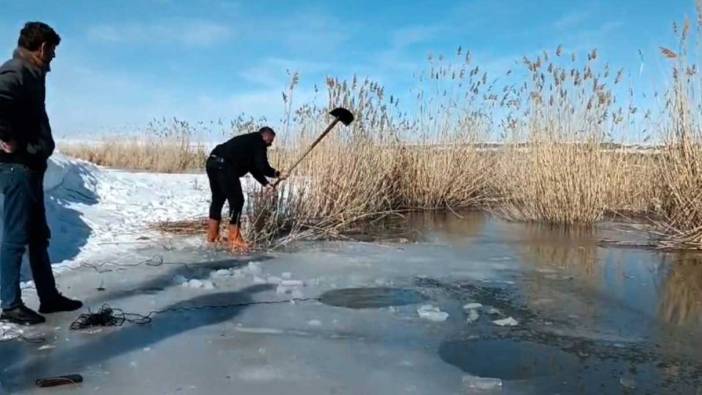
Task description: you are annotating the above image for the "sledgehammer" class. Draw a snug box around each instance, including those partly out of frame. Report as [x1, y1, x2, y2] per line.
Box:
[271, 107, 354, 188]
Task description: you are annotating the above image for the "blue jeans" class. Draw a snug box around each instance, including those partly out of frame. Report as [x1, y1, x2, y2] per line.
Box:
[0, 163, 57, 310]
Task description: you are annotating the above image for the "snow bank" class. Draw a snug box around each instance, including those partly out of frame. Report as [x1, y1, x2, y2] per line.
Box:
[1, 153, 235, 270]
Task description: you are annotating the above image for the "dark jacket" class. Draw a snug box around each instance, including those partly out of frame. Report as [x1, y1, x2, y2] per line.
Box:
[0, 49, 55, 172]
[210, 132, 279, 186]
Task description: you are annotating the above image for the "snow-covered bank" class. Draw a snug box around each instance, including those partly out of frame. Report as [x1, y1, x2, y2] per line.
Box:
[0, 154, 257, 271]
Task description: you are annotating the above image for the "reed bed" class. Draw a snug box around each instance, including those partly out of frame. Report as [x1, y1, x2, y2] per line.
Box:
[65, 10, 702, 250]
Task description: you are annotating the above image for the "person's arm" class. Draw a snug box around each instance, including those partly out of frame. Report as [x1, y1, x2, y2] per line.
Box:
[26, 102, 55, 158]
[0, 68, 21, 144]
[254, 148, 280, 178]
[249, 167, 270, 187]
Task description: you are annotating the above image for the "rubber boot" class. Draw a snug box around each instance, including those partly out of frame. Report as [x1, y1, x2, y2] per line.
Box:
[207, 219, 220, 244]
[228, 224, 250, 252]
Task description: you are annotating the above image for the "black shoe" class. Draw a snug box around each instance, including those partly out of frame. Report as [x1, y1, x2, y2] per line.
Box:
[39, 294, 83, 314]
[1, 305, 46, 326]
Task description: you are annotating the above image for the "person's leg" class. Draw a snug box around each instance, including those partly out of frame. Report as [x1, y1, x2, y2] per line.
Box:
[206, 158, 226, 243]
[207, 159, 227, 221]
[225, 177, 245, 227]
[26, 171, 56, 301]
[0, 165, 32, 310]
[222, 174, 248, 251]
[0, 164, 44, 325]
[23, 170, 82, 314]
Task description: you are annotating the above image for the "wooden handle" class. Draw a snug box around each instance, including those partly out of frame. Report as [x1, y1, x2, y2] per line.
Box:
[271, 118, 341, 188]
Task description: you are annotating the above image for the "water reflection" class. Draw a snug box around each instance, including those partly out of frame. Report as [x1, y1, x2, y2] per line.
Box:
[403, 210, 487, 244]
[404, 213, 702, 332]
[659, 254, 702, 327]
[509, 223, 601, 279]
[357, 210, 488, 244]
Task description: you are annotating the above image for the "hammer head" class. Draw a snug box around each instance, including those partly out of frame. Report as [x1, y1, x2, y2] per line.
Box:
[330, 107, 354, 126]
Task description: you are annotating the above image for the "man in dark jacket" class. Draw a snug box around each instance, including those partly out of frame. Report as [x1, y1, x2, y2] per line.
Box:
[206, 127, 286, 252]
[0, 22, 82, 326]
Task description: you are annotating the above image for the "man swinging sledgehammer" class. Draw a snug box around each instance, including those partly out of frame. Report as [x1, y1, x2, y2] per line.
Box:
[205, 127, 286, 252]
[205, 108, 354, 253]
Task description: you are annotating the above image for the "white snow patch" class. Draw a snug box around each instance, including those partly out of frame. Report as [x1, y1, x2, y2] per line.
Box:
[0, 153, 267, 270]
[463, 303, 483, 310]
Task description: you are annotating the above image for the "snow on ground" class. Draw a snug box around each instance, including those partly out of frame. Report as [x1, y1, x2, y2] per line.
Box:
[0, 153, 264, 271]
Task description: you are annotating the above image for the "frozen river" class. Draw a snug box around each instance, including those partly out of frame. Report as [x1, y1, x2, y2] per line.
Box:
[1, 212, 700, 394]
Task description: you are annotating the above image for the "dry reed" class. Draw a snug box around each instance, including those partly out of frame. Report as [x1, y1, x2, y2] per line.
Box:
[61, 13, 702, 250]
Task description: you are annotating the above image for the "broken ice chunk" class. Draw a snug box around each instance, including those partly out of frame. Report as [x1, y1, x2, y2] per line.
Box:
[462, 375, 503, 391]
[173, 275, 188, 285]
[466, 309, 480, 323]
[246, 261, 263, 275]
[486, 307, 502, 316]
[276, 280, 305, 295]
[186, 279, 203, 288]
[417, 305, 449, 322]
[619, 375, 636, 389]
[266, 276, 282, 285]
[492, 317, 519, 327]
[463, 303, 483, 311]
[211, 269, 231, 278]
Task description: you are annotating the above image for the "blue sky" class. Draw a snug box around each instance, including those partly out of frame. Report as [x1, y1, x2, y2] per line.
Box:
[0, 0, 696, 138]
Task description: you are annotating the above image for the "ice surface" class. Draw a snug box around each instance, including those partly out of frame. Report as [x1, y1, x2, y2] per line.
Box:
[463, 303, 483, 310]
[276, 280, 305, 295]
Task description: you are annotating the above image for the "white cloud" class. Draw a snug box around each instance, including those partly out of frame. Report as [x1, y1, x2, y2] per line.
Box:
[553, 10, 592, 31]
[269, 11, 353, 54]
[390, 25, 445, 49]
[87, 18, 232, 47]
[239, 57, 331, 88]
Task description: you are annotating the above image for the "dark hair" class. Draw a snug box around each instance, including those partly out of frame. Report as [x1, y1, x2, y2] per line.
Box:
[18, 22, 61, 51]
[259, 126, 276, 135]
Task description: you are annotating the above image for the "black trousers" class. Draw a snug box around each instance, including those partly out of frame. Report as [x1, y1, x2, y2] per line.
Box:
[206, 156, 244, 225]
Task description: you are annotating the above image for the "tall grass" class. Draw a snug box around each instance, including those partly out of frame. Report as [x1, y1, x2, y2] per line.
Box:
[654, 16, 702, 248]
[493, 48, 637, 224]
[59, 118, 207, 173]
[64, 9, 702, 250]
